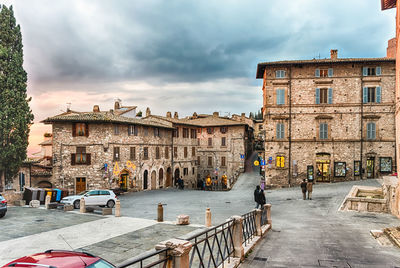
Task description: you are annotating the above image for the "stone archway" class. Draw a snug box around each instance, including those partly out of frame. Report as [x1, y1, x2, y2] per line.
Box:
[159, 168, 164, 188]
[166, 167, 172, 187]
[151, 170, 157, 190]
[143, 170, 148, 190]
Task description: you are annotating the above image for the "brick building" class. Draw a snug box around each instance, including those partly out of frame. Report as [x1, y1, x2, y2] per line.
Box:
[43, 101, 252, 194]
[257, 50, 396, 186]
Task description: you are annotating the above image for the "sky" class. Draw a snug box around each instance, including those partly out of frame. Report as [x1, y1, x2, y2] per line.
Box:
[1, 0, 396, 155]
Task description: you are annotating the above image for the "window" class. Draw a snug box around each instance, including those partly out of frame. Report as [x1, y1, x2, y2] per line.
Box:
[367, 122, 376, 140]
[175, 127, 180, 138]
[276, 89, 285, 105]
[114, 125, 120, 135]
[207, 127, 214, 134]
[143, 147, 149, 160]
[221, 156, 226, 167]
[363, 66, 381, 76]
[174, 147, 178, 158]
[184, 168, 188, 175]
[275, 70, 286, 78]
[183, 128, 189, 138]
[208, 138, 213, 147]
[315, 68, 333, 78]
[276, 123, 284, 139]
[315, 88, 333, 104]
[73, 147, 91, 165]
[128, 125, 138, 136]
[184, 147, 188, 158]
[276, 156, 285, 168]
[192, 167, 195, 175]
[143, 127, 148, 136]
[130, 147, 136, 160]
[197, 128, 202, 134]
[363, 87, 381, 103]
[208, 156, 212, 167]
[113, 147, 120, 161]
[192, 147, 196, 157]
[72, 123, 88, 137]
[319, 123, 328, 140]
[156, 147, 160, 159]
[380, 157, 392, 173]
[197, 156, 201, 166]
[220, 127, 228, 134]
[190, 129, 197, 139]
[154, 128, 160, 137]
[221, 137, 226, 146]
[165, 147, 169, 159]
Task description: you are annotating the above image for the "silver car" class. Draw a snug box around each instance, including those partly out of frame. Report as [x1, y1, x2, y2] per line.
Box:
[60, 190, 117, 209]
[0, 194, 7, 218]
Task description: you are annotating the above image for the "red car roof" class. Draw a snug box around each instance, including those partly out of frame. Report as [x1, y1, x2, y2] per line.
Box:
[2, 250, 101, 268]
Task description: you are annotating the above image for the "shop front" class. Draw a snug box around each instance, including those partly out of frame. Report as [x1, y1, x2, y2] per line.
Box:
[316, 153, 331, 182]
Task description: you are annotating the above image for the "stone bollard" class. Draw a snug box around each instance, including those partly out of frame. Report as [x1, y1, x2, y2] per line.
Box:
[80, 197, 86, 213]
[231, 215, 244, 260]
[29, 200, 40, 208]
[265, 204, 272, 227]
[205, 208, 212, 227]
[155, 239, 193, 268]
[255, 209, 262, 236]
[157, 203, 163, 222]
[115, 199, 121, 217]
[45, 195, 51, 209]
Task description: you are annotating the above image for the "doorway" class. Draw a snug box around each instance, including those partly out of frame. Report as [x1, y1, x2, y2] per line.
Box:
[166, 167, 172, 187]
[75, 177, 86, 194]
[159, 168, 164, 188]
[316, 160, 330, 182]
[151, 171, 157, 190]
[119, 171, 129, 191]
[366, 157, 375, 178]
[143, 170, 148, 190]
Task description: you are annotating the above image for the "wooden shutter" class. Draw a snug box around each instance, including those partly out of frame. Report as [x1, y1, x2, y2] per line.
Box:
[86, 154, 91, 165]
[376, 86, 381, 103]
[315, 88, 320, 104]
[71, 154, 76, 165]
[315, 69, 320, 77]
[376, 66, 381, 76]
[328, 68, 333, 77]
[72, 123, 76, 137]
[363, 87, 368, 103]
[85, 123, 89, 137]
[328, 88, 333, 104]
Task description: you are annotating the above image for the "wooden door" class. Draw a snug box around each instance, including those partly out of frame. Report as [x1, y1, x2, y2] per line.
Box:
[76, 177, 86, 194]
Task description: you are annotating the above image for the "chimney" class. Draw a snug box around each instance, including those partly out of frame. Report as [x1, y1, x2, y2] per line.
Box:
[174, 112, 179, 119]
[241, 113, 245, 121]
[213, 112, 219, 117]
[166, 111, 172, 118]
[192, 112, 198, 119]
[114, 99, 121, 111]
[146, 107, 151, 117]
[93, 105, 100, 113]
[330, 49, 338, 60]
[387, 37, 396, 58]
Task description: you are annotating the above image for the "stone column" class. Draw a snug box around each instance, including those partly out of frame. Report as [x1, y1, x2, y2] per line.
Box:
[80, 197, 86, 213]
[115, 199, 121, 217]
[255, 209, 262, 236]
[205, 208, 212, 227]
[45, 195, 51, 209]
[231, 215, 244, 260]
[265, 204, 272, 227]
[155, 238, 193, 268]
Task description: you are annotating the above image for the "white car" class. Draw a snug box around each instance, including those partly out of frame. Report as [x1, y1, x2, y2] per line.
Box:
[61, 190, 117, 209]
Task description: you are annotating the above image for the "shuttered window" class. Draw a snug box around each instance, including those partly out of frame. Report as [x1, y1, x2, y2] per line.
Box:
[367, 122, 376, 140]
[276, 89, 285, 105]
[276, 123, 284, 139]
[319, 123, 328, 140]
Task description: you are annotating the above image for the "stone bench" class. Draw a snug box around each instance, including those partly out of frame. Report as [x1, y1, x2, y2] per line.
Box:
[86, 206, 113, 216]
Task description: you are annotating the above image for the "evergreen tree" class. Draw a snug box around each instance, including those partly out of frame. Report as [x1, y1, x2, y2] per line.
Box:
[0, 5, 33, 189]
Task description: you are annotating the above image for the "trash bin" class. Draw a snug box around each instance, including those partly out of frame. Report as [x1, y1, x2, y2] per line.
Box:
[38, 188, 46, 204]
[54, 189, 62, 202]
[50, 189, 57, 202]
[45, 188, 52, 200]
[60, 189, 69, 199]
[23, 187, 34, 205]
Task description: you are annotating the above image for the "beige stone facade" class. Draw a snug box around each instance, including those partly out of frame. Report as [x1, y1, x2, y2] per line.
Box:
[257, 51, 396, 187]
[43, 102, 252, 194]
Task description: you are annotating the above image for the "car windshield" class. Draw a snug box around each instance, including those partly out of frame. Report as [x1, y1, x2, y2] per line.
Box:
[87, 259, 115, 268]
[78, 191, 89, 195]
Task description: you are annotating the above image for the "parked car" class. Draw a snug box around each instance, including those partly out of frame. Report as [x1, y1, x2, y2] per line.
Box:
[60, 189, 117, 209]
[0, 194, 7, 218]
[1, 249, 115, 268]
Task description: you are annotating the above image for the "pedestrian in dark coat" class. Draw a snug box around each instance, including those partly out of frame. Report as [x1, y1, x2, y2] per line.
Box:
[300, 179, 307, 200]
[254, 185, 261, 208]
[259, 190, 266, 207]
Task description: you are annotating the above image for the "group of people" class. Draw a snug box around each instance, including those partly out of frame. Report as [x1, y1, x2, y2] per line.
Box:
[253, 185, 266, 209]
[175, 177, 184, 189]
[300, 179, 313, 200]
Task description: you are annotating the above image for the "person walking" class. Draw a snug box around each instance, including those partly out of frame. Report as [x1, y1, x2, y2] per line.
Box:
[307, 179, 313, 200]
[259, 189, 266, 207]
[300, 179, 307, 200]
[254, 185, 261, 208]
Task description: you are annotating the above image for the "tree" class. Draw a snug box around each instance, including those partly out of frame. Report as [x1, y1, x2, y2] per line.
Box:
[0, 5, 34, 190]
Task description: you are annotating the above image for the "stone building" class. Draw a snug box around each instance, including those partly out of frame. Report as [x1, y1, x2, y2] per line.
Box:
[43, 101, 252, 194]
[257, 50, 396, 187]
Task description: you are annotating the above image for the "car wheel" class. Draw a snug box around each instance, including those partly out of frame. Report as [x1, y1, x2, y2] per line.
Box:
[0, 212, 5, 218]
[107, 200, 115, 208]
[73, 200, 80, 209]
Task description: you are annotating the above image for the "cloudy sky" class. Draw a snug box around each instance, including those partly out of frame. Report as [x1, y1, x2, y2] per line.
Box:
[1, 0, 395, 155]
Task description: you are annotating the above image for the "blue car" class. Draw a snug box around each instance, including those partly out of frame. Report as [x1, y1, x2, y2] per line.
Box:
[0, 194, 7, 218]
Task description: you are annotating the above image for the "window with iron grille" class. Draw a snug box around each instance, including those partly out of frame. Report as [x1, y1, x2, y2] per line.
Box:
[143, 147, 149, 160]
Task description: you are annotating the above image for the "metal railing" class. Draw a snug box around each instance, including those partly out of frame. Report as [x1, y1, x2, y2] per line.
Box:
[241, 210, 257, 247]
[116, 248, 170, 268]
[186, 219, 235, 268]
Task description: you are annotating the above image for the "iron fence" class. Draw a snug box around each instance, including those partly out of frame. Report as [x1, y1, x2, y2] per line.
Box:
[116, 248, 170, 268]
[241, 210, 257, 247]
[186, 219, 235, 268]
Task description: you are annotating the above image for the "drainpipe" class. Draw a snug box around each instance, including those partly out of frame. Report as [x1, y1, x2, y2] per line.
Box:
[360, 67, 364, 180]
[288, 65, 292, 186]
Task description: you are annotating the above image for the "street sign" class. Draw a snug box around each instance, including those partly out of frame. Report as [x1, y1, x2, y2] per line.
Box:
[261, 160, 265, 166]
[104, 163, 108, 172]
[254, 160, 259, 166]
[240, 154, 244, 159]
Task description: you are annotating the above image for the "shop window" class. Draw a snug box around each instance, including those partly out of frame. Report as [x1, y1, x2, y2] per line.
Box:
[319, 123, 328, 140]
[363, 66, 381, 76]
[275, 70, 286, 78]
[113, 147, 120, 161]
[334, 162, 346, 177]
[363, 87, 381, 103]
[276, 156, 285, 168]
[276, 123, 284, 139]
[354, 161, 361, 176]
[315, 88, 332, 104]
[276, 89, 285, 105]
[380, 157, 392, 173]
[315, 68, 333, 78]
[130, 147, 136, 160]
[143, 147, 149, 160]
[72, 123, 88, 137]
[366, 122, 376, 140]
